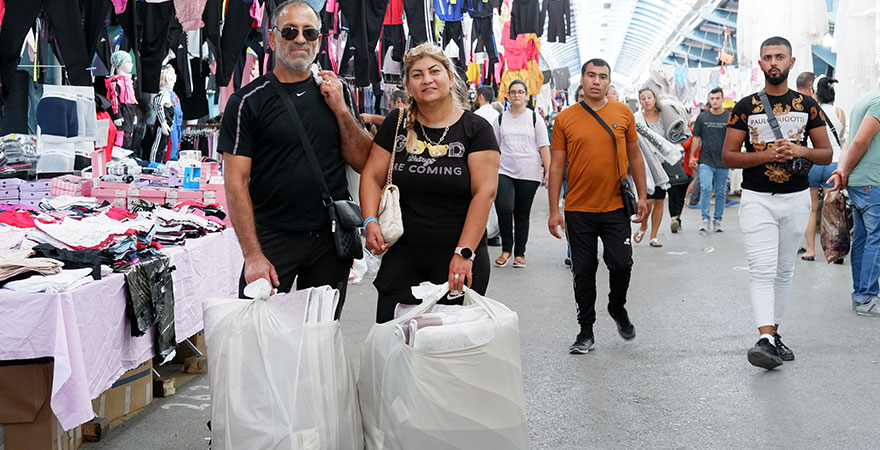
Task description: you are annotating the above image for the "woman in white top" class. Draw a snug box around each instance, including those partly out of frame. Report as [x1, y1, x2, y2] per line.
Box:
[491, 80, 550, 268]
[802, 76, 846, 261]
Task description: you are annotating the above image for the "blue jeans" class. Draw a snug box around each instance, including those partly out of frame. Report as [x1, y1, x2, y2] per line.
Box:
[699, 164, 729, 222]
[847, 186, 880, 305]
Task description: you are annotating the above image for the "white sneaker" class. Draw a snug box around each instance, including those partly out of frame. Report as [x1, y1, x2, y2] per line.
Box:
[699, 219, 709, 235]
[713, 221, 723, 233]
[855, 299, 880, 316]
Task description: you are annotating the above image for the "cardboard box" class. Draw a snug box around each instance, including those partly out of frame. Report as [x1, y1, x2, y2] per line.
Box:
[91, 188, 127, 209]
[202, 190, 227, 204]
[165, 189, 202, 204]
[90, 360, 153, 424]
[0, 178, 22, 189]
[19, 190, 52, 200]
[90, 179, 131, 191]
[0, 189, 19, 199]
[0, 359, 82, 450]
[20, 180, 52, 192]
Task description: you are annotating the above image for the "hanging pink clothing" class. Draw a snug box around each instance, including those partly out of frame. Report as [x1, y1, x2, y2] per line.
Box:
[105, 75, 137, 113]
[250, 0, 265, 27]
[174, 0, 208, 32]
[111, 0, 126, 15]
[0, 0, 6, 26]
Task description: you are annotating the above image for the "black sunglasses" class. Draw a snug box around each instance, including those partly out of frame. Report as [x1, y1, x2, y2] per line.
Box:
[275, 26, 320, 42]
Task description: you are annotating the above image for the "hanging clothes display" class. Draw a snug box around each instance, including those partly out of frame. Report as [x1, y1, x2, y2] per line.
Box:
[403, 0, 433, 45]
[540, 0, 570, 43]
[174, 0, 209, 32]
[116, 0, 176, 94]
[217, 0, 258, 87]
[736, 0, 826, 79]
[338, 0, 389, 87]
[833, 0, 878, 115]
[0, 0, 93, 107]
[509, 0, 541, 39]
[471, 15, 498, 59]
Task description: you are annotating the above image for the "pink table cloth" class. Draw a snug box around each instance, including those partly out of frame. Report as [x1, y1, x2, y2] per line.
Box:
[0, 229, 243, 430]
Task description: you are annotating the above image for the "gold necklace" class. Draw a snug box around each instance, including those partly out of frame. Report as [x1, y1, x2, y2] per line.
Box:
[417, 120, 450, 157]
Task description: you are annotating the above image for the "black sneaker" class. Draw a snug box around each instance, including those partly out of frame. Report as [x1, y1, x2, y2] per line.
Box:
[609, 307, 635, 340]
[569, 331, 595, 354]
[747, 338, 784, 369]
[773, 333, 794, 361]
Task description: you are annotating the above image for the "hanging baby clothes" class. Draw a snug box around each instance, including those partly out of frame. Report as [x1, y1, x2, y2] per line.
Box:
[106, 74, 138, 149]
[540, 0, 570, 43]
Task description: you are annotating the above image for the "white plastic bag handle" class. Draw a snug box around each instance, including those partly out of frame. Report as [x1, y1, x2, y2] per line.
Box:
[242, 278, 274, 300]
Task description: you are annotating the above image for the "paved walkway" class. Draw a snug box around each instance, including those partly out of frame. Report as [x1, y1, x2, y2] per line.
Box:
[85, 190, 879, 450]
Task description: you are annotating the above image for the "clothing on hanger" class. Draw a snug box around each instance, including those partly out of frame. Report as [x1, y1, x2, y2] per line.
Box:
[509, 0, 541, 39]
[540, 0, 570, 43]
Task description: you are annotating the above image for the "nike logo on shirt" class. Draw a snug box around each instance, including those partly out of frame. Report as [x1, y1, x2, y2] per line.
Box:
[296, 92, 305, 97]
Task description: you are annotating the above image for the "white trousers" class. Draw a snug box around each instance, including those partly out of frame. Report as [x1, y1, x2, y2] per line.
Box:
[739, 189, 811, 328]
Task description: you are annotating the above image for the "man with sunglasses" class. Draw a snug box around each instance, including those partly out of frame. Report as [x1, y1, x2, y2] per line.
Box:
[219, 0, 372, 315]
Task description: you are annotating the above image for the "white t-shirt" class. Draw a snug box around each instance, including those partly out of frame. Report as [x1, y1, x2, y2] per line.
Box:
[474, 104, 500, 126]
[820, 103, 843, 162]
[492, 109, 550, 182]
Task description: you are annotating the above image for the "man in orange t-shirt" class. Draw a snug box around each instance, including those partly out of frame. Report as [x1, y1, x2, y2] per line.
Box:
[548, 58, 648, 354]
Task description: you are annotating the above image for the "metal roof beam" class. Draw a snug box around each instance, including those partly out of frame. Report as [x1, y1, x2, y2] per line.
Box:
[700, 7, 737, 28]
[685, 29, 736, 50]
[674, 44, 719, 64]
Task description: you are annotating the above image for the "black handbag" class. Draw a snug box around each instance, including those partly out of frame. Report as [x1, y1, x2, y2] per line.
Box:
[268, 73, 363, 260]
[579, 101, 638, 218]
[758, 89, 813, 176]
[661, 160, 690, 186]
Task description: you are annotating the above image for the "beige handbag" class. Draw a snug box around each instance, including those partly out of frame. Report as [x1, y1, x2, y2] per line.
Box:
[378, 109, 405, 246]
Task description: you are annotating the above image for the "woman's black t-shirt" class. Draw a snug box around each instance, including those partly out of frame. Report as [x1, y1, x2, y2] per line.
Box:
[373, 108, 500, 248]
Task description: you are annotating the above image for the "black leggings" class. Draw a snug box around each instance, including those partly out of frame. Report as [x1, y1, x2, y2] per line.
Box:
[565, 209, 633, 330]
[117, 0, 175, 94]
[374, 244, 490, 323]
[666, 181, 690, 218]
[237, 225, 353, 319]
[495, 174, 540, 257]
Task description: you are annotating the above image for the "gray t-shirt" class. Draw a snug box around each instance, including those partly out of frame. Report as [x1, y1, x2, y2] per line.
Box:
[693, 109, 730, 168]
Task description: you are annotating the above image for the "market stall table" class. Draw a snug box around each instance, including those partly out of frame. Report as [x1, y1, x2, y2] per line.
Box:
[0, 229, 243, 430]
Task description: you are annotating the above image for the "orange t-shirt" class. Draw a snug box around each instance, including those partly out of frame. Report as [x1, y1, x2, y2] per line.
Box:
[552, 101, 638, 213]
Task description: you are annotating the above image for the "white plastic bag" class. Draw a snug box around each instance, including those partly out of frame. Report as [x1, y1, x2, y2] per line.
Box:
[487, 203, 500, 239]
[203, 279, 363, 450]
[358, 282, 530, 450]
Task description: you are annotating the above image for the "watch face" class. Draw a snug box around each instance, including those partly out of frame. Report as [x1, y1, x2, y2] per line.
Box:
[460, 248, 473, 259]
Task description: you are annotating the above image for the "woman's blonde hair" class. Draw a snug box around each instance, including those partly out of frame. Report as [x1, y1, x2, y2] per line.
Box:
[401, 42, 468, 151]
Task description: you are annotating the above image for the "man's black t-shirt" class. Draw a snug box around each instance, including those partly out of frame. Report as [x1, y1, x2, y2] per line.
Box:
[727, 90, 826, 193]
[373, 108, 499, 248]
[218, 75, 348, 231]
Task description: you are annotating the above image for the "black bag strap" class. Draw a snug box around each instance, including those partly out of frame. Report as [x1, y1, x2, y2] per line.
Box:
[498, 109, 538, 128]
[758, 90, 785, 141]
[579, 101, 624, 180]
[267, 72, 333, 206]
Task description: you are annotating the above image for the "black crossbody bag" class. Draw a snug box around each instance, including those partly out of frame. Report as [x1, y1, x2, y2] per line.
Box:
[579, 101, 637, 218]
[758, 89, 813, 176]
[268, 73, 363, 260]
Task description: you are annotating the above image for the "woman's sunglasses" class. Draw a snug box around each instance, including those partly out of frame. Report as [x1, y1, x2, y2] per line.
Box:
[275, 27, 320, 42]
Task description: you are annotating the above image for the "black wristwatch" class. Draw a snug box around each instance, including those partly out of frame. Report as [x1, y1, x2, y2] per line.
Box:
[454, 246, 475, 261]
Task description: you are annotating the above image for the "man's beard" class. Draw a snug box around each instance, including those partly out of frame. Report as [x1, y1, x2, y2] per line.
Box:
[278, 45, 316, 72]
[764, 67, 790, 86]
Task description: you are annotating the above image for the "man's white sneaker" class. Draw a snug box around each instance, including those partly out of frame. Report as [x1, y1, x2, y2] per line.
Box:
[699, 219, 709, 235]
[713, 221, 723, 233]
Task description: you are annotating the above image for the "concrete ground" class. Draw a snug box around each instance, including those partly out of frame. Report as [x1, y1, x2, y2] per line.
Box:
[83, 190, 880, 450]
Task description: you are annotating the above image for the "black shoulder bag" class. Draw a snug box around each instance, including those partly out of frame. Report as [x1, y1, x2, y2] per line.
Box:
[758, 89, 813, 176]
[579, 101, 637, 218]
[268, 73, 363, 260]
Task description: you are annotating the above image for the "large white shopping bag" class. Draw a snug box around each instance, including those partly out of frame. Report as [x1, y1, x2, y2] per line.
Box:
[203, 279, 363, 450]
[358, 282, 531, 450]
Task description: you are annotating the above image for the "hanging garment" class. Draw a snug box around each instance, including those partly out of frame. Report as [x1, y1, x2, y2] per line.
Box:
[468, 0, 497, 18]
[471, 16, 498, 59]
[434, 0, 465, 21]
[120, 253, 177, 362]
[174, 0, 208, 31]
[380, 24, 406, 63]
[0, 70, 30, 135]
[509, 0, 541, 39]
[384, 0, 404, 25]
[338, 0, 388, 87]
[202, 0, 222, 62]
[116, 0, 176, 94]
[0, 0, 92, 107]
[540, 0, 570, 43]
[216, 0, 253, 87]
[106, 74, 138, 149]
[442, 20, 467, 71]
[83, 0, 113, 63]
[174, 58, 209, 120]
[403, 0, 432, 45]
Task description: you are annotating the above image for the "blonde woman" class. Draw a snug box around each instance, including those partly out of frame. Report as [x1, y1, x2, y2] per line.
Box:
[634, 87, 667, 247]
[359, 43, 500, 323]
